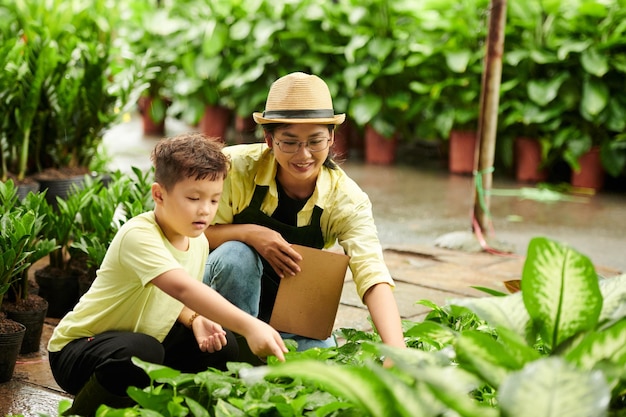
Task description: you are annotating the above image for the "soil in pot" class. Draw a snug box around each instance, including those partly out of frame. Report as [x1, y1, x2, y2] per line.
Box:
[0, 315, 26, 383]
[33, 167, 91, 209]
[2, 295, 49, 354]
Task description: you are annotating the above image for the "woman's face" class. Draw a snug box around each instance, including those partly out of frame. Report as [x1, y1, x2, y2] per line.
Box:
[265, 123, 334, 186]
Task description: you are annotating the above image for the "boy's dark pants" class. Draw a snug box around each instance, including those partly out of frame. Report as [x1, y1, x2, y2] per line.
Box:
[49, 323, 238, 415]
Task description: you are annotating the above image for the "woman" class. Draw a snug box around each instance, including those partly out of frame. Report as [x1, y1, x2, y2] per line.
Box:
[203, 72, 405, 353]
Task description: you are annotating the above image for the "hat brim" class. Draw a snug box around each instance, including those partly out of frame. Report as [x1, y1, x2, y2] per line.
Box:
[253, 112, 345, 125]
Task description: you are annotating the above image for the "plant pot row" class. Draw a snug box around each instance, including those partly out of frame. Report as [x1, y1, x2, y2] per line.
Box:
[447, 131, 606, 191]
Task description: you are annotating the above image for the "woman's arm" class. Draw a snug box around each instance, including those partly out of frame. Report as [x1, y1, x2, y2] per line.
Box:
[363, 283, 406, 348]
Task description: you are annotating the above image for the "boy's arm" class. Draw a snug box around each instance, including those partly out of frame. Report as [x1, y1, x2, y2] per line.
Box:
[152, 268, 287, 361]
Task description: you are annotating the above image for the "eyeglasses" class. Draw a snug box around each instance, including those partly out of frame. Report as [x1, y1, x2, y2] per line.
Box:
[272, 137, 331, 153]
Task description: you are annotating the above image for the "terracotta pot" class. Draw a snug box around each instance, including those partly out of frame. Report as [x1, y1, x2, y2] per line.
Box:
[514, 137, 548, 183]
[138, 96, 167, 137]
[448, 130, 477, 174]
[199, 105, 232, 142]
[571, 146, 605, 191]
[364, 124, 397, 165]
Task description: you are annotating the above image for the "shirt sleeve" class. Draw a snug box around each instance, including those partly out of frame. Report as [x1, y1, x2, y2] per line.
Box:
[322, 172, 395, 302]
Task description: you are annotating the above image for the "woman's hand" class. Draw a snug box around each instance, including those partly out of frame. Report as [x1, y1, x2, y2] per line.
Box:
[191, 316, 228, 352]
[248, 227, 302, 278]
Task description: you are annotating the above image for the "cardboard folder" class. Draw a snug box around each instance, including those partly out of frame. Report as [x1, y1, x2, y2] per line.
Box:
[269, 244, 350, 340]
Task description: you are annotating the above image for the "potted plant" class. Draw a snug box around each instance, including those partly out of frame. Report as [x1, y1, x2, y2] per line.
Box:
[1, 182, 57, 354]
[34, 179, 98, 318]
[341, 0, 417, 165]
[0, 182, 38, 380]
[2, 0, 149, 206]
[119, 0, 187, 136]
[168, 1, 235, 141]
[70, 168, 155, 295]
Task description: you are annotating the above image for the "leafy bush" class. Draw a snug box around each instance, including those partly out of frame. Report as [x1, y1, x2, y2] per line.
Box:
[48, 237, 625, 417]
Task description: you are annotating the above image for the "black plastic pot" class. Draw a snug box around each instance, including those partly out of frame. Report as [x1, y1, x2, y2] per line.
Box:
[0, 320, 26, 383]
[4, 298, 49, 354]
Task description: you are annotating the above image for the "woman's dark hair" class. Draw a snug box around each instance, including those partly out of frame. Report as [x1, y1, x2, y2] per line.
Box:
[262, 123, 342, 169]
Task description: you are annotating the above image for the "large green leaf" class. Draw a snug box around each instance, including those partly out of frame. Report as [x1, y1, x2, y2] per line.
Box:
[598, 274, 626, 324]
[455, 330, 531, 387]
[266, 359, 402, 417]
[522, 237, 603, 351]
[451, 292, 530, 338]
[564, 318, 626, 371]
[498, 357, 610, 417]
[378, 345, 497, 417]
[581, 77, 609, 117]
[527, 73, 568, 106]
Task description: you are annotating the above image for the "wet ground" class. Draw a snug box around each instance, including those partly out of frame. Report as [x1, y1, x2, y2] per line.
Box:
[2, 113, 625, 416]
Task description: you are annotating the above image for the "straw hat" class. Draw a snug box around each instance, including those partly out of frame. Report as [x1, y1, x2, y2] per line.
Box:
[253, 72, 346, 125]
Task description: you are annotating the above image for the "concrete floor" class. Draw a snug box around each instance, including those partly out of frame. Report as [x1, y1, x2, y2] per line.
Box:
[2, 112, 625, 416]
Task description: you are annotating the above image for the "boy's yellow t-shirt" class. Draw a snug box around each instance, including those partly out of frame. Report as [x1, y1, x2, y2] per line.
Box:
[48, 211, 209, 352]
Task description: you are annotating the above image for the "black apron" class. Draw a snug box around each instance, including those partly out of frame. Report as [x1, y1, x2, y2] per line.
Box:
[233, 185, 325, 322]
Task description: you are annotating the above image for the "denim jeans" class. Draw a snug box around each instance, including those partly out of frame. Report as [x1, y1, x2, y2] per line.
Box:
[204, 241, 336, 351]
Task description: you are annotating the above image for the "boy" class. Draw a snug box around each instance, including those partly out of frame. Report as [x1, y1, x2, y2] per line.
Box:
[48, 133, 286, 416]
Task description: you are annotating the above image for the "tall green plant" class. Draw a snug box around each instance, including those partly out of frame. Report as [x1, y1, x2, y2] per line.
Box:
[2, 0, 149, 179]
[40, 179, 97, 272]
[9, 190, 57, 301]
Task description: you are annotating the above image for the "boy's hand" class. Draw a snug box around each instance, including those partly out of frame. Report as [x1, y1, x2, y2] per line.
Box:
[192, 316, 228, 352]
[245, 320, 288, 361]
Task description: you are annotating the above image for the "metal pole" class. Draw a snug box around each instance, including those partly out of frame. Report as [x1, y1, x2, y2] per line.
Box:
[472, 0, 507, 237]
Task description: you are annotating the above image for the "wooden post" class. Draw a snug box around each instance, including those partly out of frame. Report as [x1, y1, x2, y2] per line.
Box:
[472, 0, 507, 237]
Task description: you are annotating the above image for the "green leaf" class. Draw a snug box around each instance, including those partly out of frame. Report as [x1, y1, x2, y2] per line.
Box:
[597, 274, 626, 324]
[498, 357, 610, 417]
[266, 360, 399, 417]
[349, 94, 382, 126]
[564, 318, 626, 371]
[527, 74, 568, 106]
[445, 50, 471, 73]
[522, 237, 603, 351]
[132, 357, 181, 381]
[451, 292, 531, 338]
[580, 48, 609, 77]
[455, 330, 525, 387]
[377, 345, 495, 417]
[581, 77, 608, 117]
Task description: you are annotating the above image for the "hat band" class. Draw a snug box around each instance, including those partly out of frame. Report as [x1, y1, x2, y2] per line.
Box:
[262, 109, 335, 119]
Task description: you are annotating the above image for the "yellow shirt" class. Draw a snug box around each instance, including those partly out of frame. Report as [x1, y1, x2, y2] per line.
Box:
[48, 212, 209, 352]
[216, 143, 394, 301]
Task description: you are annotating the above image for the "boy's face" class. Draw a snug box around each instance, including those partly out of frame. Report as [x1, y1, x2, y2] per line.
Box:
[152, 176, 223, 248]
